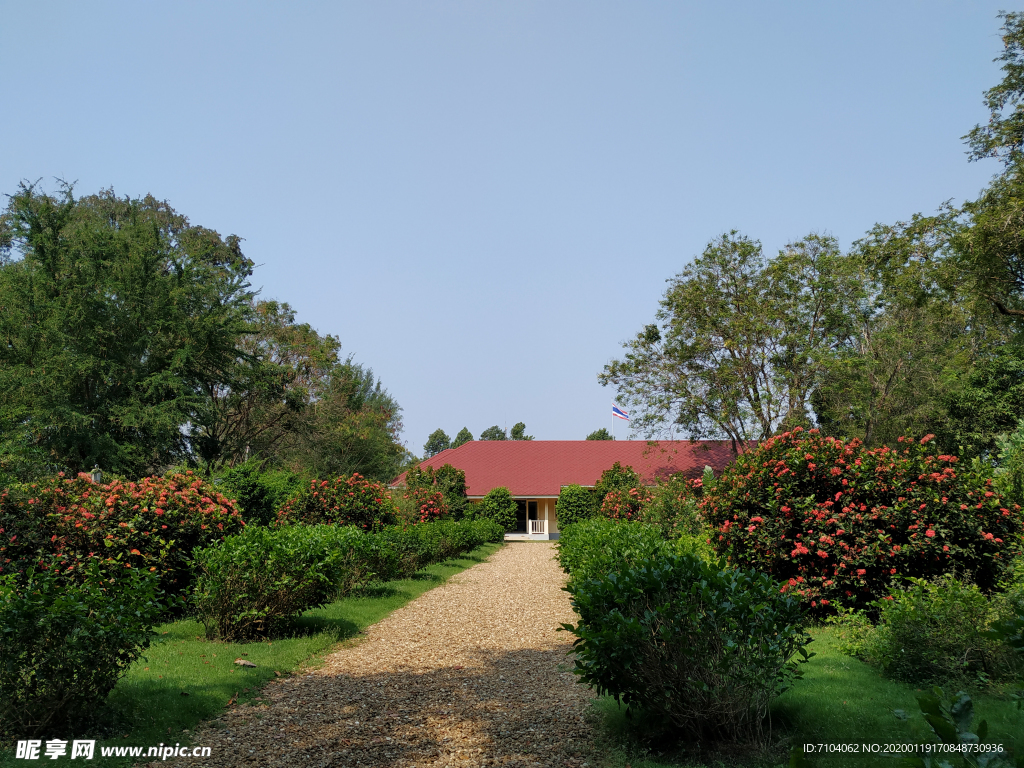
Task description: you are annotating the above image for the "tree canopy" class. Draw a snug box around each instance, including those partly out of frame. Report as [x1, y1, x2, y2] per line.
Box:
[586, 428, 613, 440]
[509, 422, 533, 440]
[451, 427, 473, 448]
[0, 183, 406, 481]
[423, 428, 451, 457]
[479, 425, 507, 441]
[0, 182, 253, 476]
[600, 232, 855, 448]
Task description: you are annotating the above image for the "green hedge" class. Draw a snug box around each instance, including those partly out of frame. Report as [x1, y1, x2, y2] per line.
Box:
[191, 519, 504, 640]
[557, 518, 669, 586]
[191, 525, 373, 641]
[0, 558, 166, 738]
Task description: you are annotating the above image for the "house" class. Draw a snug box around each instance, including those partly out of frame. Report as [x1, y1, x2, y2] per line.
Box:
[390, 440, 741, 540]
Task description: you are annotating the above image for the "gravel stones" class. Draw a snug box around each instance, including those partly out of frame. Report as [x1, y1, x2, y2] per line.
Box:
[146, 542, 595, 767]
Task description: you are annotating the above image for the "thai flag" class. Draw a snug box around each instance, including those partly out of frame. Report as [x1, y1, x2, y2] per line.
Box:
[612, 404, 629, 421]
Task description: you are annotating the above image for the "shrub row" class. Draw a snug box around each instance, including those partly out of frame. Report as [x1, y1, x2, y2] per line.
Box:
[192, 518, 503, 641]
[557, 518, 714, 587]
[830, 555, 1024, 686]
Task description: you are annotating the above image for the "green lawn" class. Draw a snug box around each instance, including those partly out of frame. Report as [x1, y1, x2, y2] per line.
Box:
[0, 541, 503, 767]
[589, 627, 1024, 768]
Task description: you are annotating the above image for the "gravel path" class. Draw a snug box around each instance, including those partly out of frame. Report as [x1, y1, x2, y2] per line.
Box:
[152, 542, 595, 768]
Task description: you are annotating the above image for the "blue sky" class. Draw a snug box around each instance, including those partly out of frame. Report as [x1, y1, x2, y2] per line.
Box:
[0, 2, 1012, 454]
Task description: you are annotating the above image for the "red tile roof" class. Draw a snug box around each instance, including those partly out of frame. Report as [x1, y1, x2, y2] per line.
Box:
[391, 440, 743, 497]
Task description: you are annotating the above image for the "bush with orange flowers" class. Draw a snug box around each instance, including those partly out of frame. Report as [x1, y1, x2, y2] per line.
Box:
[701, 428, 1024, 612]
[275, 472, 399, 531]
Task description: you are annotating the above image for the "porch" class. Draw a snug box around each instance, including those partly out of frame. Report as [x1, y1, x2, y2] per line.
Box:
[504, 498, 559, 540]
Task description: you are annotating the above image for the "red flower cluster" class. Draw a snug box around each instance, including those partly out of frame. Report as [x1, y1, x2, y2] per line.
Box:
[402, 487, 449, 524]
[601, 486, 654, 522]
[276, 473, 398, 531]
[0, 472, 244, 597]
[701, 428, 1023, 612]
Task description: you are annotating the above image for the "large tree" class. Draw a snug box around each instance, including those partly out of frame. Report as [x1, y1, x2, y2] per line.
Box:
[278, 361, 405, 481]
[0, 182, 253, 476]
[956, 12, 1024, 320]
[189, 299, 338, 468]
[509, 422, 533, 440]
[600, 232, 856, 448]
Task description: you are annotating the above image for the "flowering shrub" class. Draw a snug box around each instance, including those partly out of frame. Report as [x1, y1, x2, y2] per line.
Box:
[275, 473, 398, 531]
[402, 487, 449, 524]
[600, 486, 653, 521]
[0, 472, 244, 599]
[701, 428, 1024, 611]
[403, 463, 467, 518]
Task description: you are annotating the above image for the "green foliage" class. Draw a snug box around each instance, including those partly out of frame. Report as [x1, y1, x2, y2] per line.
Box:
[191, 519, 504, 642]
[642, 473, 706, 538]
[938, 349, 1024, 461]
[190, 524, 373, 641]
[585, 428, 613, 440]
[509, 422, 533, 440]
[0, 557, 166, 738]
[965, 12, 1024, 167]
[893, 688, 1020, 768]
[813, 210, 1009, 450]
[990, 553, 1024, 659]
[275, 473, 399, 531]
[277, 360, 406, 482]
[0, 473, 245, 601]
[701, 428, 1024, 612]
[0, 182, 254, 477]
[995, 419, 1024, 505]
[869, 578, 1019, 686]
[423, 428, 451, 457]
[215, 459, 305, 526]
[562, 552, 812, 744]
[476, 487, 517, 531]
[555, 484, 596, 528]
[451, 427, 473, 449]
[601, 232, 855, 443]
[370, 519, 504, 581]
[556, 518, 669, 586]
[479, 425, 507, 441]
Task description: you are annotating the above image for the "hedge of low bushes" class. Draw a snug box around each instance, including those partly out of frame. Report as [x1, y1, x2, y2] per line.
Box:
[0, 467, 504, 739]
[192, 518, 504, 641]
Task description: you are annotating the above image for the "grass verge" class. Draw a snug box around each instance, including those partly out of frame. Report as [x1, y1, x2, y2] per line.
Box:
[586, 626, 1024, 768]
[0, 541, 503, 767]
